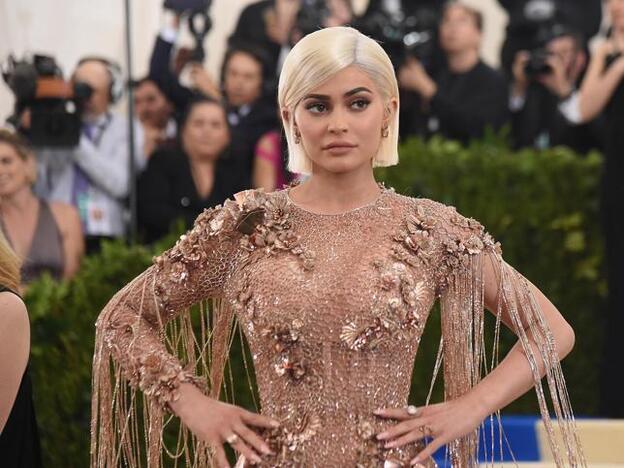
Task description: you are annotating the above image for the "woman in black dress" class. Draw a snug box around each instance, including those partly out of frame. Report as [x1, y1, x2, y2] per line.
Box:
[579, 0, 624, 418]
[138, 97, 249, 243]
[0, 232, 42, 467]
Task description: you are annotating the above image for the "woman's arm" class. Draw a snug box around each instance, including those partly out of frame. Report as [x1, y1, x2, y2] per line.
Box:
[468, 253, 575, 416]
[0, 291, 29, 433]
[49, 202, 84, 280]
[579, 41, 624, 122]
[92, 196, 278, 467]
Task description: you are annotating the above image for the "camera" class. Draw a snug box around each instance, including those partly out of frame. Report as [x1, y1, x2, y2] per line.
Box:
[164, 0, 213, 63]
[355, 6, 439, 69]
[523, 22, 571, 79]
[2, 54, 93, 147]
[524, 48, 553, 77]
[293, 0, 332, 40]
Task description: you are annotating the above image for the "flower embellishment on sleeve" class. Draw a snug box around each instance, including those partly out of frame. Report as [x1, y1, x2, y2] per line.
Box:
[391, 204, 437, 267]
[236, 191, 316, 271]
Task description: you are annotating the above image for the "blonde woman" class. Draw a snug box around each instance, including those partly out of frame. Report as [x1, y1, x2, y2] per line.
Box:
[0, 232, 42, 466]
[92, 27, 584, 467]
[0, 130, 84, 286]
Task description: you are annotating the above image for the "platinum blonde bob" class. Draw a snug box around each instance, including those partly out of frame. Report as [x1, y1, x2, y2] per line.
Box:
[278, 26, 400, 175]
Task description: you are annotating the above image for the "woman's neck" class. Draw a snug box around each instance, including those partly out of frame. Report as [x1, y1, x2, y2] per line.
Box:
[0, 188, 38, 215]
[613, 28, 624, 50]
[290, 165, 381, 214]
[447, 49, 480, 73]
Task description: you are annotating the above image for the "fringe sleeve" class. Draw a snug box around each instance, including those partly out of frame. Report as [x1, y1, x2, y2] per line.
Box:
[90, 196, 247, 468]
[432, 203, 585, 467]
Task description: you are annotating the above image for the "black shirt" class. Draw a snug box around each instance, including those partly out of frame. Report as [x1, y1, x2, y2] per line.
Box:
[137, 147, 248, 243]
[401, 60, 510, 144]
[0, 287, 42, 468]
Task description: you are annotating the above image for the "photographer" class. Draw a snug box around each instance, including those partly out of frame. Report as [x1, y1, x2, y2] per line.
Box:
[398, 2, 509, 144]
[134, 77, 177, 162]
[498, 0, 602, 77]
[509, 26, 605, 152]
[30, 57, 132, 253]
[149, 6, 278, 185]
[230, 0, 353, 79]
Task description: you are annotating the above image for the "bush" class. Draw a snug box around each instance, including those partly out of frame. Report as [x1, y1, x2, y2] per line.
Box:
[25, 137, 605, 466]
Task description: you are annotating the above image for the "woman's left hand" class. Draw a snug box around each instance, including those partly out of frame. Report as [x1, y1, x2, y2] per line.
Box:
[374, 394, 488, 465]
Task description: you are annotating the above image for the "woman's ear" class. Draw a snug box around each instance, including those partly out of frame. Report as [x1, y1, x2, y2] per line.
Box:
[281, 107, 291, 125]
[383, 97, 398, 126]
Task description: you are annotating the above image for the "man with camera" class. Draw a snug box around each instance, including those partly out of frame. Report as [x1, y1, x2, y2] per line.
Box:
[497, 0, 602, 78]
[27, 57, 132, 253]
[509, 26, 605, 152]
[398, 2, 509, 144]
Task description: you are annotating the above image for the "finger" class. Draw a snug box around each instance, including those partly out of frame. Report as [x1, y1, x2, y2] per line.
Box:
[235, 422, 273, 456]
[376, 417, 423, 440]
[213, 443, 230, 468]
[383, 426, 429, 449]
[374, 406, 420, 420]
[224, 433, 262, 465]
[241, 410, 280, 429]
[410, 437, 445, 466]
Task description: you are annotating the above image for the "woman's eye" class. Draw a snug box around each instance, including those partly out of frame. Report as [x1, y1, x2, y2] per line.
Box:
[306, 102, 327, 114]
[351, 99, 370, 110]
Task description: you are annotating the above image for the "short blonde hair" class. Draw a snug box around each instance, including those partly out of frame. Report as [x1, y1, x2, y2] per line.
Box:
[278, 26, 400, 175]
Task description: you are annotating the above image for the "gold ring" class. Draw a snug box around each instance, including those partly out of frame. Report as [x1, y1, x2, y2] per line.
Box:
[226, 433, 240, 445]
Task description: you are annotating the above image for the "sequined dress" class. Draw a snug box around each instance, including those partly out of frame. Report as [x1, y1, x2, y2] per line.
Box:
[91, 184, 584, 467]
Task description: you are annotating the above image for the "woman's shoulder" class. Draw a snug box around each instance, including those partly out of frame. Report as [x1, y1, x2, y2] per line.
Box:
[0, 289, 28, 331]
[389, 192, 499, 247]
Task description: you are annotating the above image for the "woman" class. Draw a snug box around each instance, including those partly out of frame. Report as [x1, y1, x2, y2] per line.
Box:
[138, 97, 248, 243]
[92, 27, 584, 467]
[0, 130, 83, 287]
[0, 232, 42, 467]
[578, 0, 624, 418]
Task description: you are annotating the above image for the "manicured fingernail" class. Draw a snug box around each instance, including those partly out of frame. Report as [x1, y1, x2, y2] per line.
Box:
[385, 441, 395, 448]
[270, 420, 280, 427]
[261, 445, 272, 455]
[410, 458, 424, 466]
[253, 454, 262, 463]
[376, 432, 388, 440]
[373, 408, 383, 414]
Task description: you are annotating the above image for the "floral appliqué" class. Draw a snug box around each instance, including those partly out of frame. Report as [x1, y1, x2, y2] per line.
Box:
[340, 261, 428, 351]
[391, 204, 437, 267]
[255, 411, 322, 466]
[237, 190, 315, 270]
[261, 319, 308, 382]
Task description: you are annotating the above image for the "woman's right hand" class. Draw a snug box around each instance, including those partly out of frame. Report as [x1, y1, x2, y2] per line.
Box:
[170, 383, 279, 467]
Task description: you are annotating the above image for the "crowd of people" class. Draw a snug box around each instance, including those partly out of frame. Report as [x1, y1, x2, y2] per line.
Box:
[2, 0, 622, 290]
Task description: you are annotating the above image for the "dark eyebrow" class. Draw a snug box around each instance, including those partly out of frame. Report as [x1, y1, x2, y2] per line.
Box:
[302, 87, 373, 101]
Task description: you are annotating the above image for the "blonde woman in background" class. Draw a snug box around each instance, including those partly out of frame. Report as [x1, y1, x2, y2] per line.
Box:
[0, 129, 84, 288]
[92, 27, 584, 467]
[0, 231, 42, 466]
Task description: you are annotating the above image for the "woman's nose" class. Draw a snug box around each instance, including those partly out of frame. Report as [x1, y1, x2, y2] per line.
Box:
[327, 110, 348, 134]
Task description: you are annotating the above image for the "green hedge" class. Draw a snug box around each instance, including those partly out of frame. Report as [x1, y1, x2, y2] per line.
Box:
[25, 137, 606, 466]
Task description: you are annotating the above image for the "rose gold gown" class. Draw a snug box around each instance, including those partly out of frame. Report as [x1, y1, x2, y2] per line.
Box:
[91, 184, 585, 467]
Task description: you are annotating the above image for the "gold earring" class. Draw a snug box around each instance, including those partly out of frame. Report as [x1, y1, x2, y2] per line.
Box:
[381, 125, 389, 138]
[294, 128, 301, 144]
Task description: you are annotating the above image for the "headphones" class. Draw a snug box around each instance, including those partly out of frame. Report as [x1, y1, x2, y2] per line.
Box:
[75, 56, 124, 104]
